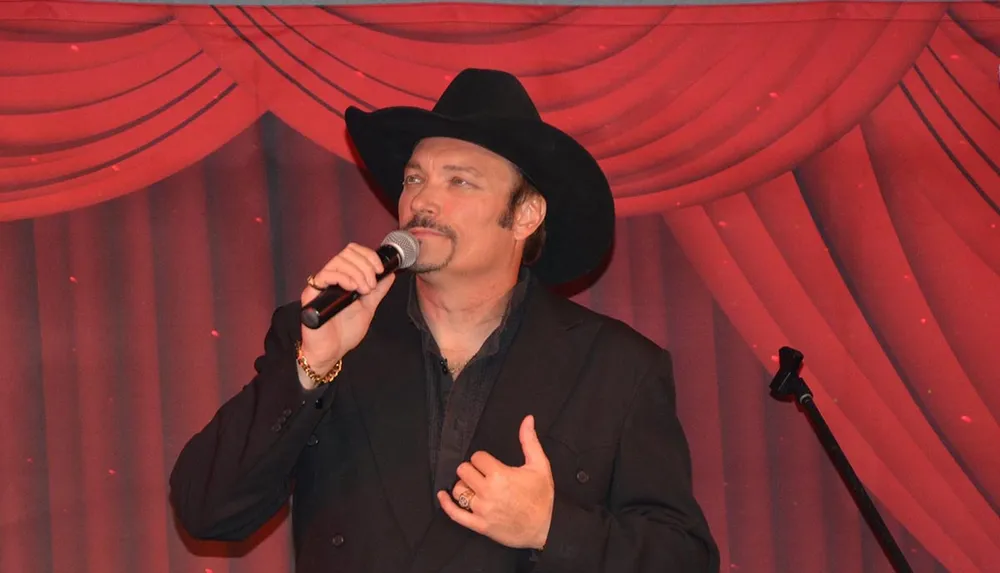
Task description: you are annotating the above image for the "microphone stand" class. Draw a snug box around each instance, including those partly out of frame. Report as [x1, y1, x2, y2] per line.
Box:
[769, 346, 913, 573]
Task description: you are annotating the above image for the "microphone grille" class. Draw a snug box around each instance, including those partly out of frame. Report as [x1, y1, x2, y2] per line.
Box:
[382, 230, 420, 269]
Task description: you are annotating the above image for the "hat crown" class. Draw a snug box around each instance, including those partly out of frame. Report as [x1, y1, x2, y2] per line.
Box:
[432, 68, 542, 122]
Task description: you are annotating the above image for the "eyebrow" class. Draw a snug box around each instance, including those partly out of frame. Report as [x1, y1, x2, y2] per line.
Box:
[442, 165, 482, 177]
[404, 161, 482, 178]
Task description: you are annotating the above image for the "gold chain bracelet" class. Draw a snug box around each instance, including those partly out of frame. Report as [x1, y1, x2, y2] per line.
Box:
[295, 341, 342, 386]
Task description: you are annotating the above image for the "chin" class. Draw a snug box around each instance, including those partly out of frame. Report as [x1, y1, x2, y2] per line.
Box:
[410, 243, 455, 274]
[410, 256, 448, 274]
[409, 263, 437, 274]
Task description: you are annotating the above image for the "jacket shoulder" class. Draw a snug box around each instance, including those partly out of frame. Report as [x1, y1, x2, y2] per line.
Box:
[538, 287, 668, 364]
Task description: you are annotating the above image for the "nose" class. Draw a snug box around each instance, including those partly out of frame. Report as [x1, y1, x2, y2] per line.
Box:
[402, 178, 441, 219]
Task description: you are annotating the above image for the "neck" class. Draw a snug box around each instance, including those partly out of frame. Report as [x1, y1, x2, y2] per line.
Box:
[415, 271, 519, 351]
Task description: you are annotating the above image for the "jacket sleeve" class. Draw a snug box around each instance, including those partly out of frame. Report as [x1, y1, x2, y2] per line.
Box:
[535, 351, 720, 572]
[169, 302, 335, 541]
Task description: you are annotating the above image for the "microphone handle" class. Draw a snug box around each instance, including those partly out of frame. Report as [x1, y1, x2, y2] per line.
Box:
[301, 245, 402, 329]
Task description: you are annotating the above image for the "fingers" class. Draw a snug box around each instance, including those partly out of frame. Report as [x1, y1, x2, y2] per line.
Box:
[449, 480, 481, 514]
[348, 242, 386, 275]
[358, 272, 395, 310]
[307, 268, 359, 294]
[456, 461, 488, 491]
[451, 479, 473, 501]
[470, 451, 507, 475]
[341, 244, 384, 290]
[332, 246, 379, 293]
[307, 243, 384, 296]
[437, 490, 487, 533]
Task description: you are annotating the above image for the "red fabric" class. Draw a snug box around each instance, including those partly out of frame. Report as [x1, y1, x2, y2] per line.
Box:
[3, 1, 993, 221]
[1, 2, 999, 572]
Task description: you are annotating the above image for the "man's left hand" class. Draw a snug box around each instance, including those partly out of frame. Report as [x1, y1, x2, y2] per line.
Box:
[437, 414, 554, 550]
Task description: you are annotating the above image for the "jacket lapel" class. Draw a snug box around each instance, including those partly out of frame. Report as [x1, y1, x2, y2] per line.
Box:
[408, 283, 599, 573]
[348, 278, 434, 550]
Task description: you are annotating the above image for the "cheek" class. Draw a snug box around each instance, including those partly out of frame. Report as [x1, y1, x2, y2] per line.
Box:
[441, 198, 507, 248]
[397, 190, 412, 216]
[454, 206, 500, 240]
[458, 216, 511, 255]
[461, 198, 504, 224]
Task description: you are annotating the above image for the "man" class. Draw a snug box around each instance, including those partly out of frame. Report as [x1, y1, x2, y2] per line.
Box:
[170, 68, 719, 572]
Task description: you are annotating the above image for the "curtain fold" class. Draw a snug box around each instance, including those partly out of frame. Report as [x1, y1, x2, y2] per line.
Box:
[0, 220, 49, 573]
[662, 198, 991, 571]
[32, 214, 90, 573]
[5, 1, 995, 221]
[0, 21, 180, 75]
[0, 37, 200, 113]
[115, 191, 172, 573]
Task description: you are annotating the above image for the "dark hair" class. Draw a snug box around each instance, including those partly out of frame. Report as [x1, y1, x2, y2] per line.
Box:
[498, 173, 546, 265]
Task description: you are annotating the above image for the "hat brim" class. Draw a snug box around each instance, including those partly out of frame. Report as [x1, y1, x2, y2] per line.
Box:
[345, 105, 615, 286]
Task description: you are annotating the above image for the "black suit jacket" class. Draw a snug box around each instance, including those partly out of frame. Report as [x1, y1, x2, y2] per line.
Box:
[170, 276, 719, 572]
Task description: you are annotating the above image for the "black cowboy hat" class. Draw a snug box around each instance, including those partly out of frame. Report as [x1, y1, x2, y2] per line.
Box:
[344, 68, 615, 286]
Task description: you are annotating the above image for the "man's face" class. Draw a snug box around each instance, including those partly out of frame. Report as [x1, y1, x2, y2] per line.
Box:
[398, 137, 523, 278]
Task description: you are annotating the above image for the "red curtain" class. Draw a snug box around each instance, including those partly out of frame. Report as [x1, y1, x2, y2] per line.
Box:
[1, 2, 998, 572]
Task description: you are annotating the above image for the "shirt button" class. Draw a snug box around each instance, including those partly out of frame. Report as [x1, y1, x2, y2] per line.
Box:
[271, 423, 282, 433]
[306, 434, 319, 446]
[282, 408, 292, 417]
[575, 470, 590, 484]
[331, 534, 345, 547]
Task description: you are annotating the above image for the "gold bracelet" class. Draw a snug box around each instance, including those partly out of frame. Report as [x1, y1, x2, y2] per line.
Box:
[295, 341, 342, 386]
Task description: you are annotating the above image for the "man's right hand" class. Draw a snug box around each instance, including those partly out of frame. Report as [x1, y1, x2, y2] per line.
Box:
[298, 243, 397, 388]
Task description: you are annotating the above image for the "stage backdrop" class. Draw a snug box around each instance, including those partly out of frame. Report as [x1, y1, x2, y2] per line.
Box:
[1, 1, 998, 572]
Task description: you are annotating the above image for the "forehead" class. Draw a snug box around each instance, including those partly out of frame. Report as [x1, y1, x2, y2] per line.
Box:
[408, 137, 516, 174]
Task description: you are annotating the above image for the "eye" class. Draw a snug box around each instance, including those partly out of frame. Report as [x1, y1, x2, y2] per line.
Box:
[450, 177, 473, 187]
[403, 174, 422, 185]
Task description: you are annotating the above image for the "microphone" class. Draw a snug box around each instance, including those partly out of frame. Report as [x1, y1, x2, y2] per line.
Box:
[300, 230, 420, 329]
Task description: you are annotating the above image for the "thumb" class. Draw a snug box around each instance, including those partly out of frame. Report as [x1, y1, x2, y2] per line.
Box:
[519, 415, 547, 467]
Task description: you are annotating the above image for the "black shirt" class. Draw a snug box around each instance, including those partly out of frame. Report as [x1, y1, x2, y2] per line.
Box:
[406, 268, 532, 496]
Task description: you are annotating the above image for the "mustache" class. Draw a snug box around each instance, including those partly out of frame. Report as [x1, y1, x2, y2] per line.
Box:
[403, 215, 456, 239]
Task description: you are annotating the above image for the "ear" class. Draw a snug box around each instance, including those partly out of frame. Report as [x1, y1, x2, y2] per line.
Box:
[513, 194, 546, 241]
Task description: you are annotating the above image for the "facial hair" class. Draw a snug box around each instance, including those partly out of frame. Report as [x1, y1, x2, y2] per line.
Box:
[403, 214, 458, 274]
